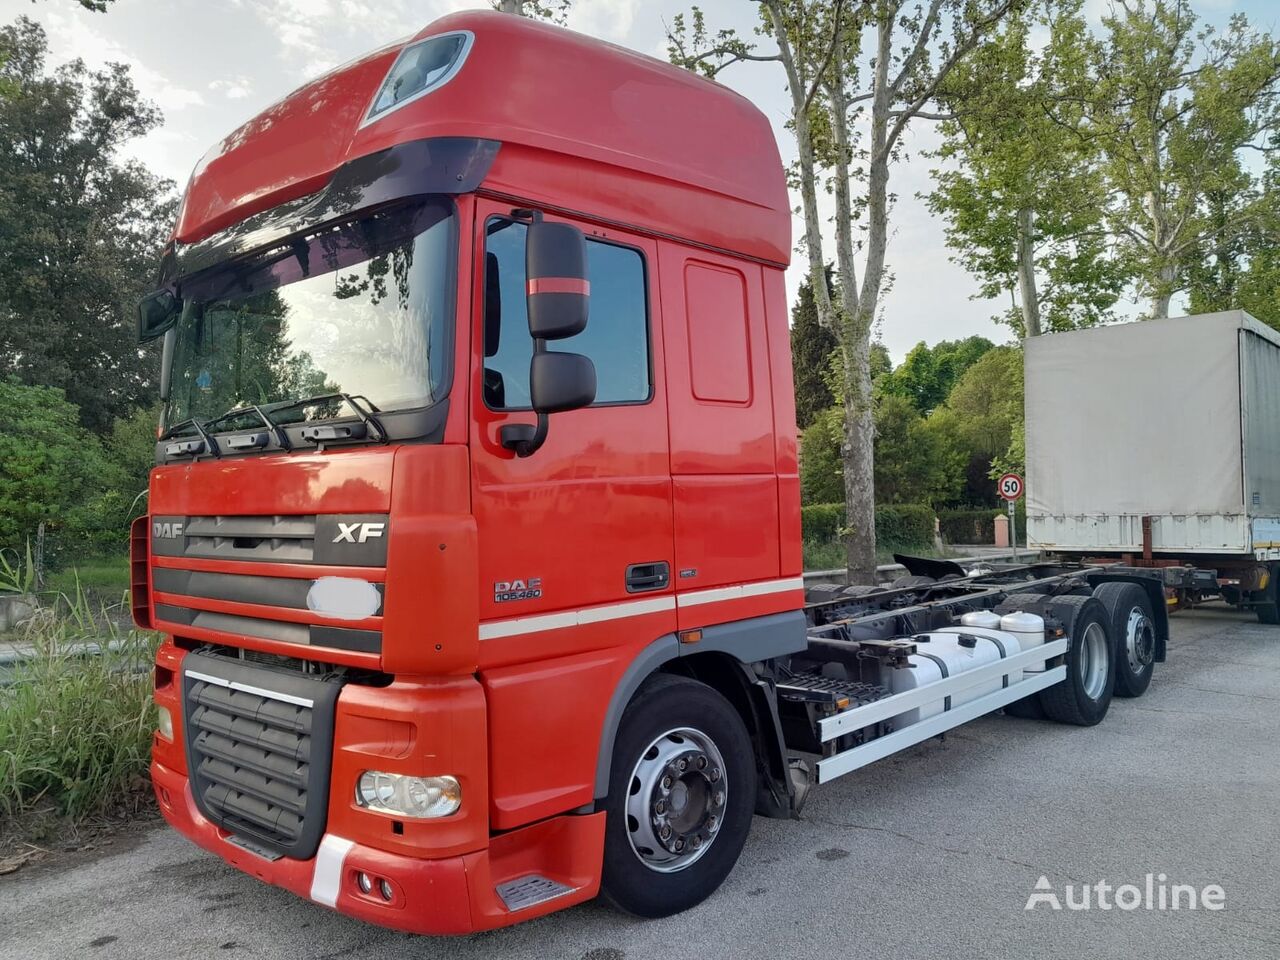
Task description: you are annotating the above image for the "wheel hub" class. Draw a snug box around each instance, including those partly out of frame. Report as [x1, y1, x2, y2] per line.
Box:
[1125, 607, 1154, 673]
[625, 728, 727, 873]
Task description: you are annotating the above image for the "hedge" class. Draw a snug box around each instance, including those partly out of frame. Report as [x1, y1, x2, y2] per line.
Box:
[800, 503, 936, 549]
[938, 504, 1026, 545]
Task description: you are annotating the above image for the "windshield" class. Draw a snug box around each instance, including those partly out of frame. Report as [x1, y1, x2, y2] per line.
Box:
[166, 198, 456, 430]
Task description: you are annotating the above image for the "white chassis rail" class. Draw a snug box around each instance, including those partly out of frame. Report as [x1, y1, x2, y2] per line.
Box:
[815, 638, 1069, 784]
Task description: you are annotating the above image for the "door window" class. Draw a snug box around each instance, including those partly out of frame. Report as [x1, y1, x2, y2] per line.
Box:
[483, 219, 651, 409]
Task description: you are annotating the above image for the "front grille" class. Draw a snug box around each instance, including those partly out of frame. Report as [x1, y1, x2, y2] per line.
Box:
[149, 513, 388, 656]
[152, 513, 389, 567]
[182, 649, 343, 859]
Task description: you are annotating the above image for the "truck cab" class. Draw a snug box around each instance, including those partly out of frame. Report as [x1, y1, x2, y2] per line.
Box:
[138, 11, 806, 934]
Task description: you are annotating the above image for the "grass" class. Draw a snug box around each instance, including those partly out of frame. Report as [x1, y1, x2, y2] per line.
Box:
[45, 554, 130, 599]
[0, 585, 159, 826]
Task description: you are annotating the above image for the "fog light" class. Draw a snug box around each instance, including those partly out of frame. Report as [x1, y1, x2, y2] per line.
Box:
[156, 705, 173, 741]
[356, 771, 461, 818]
[379, 879, 393, 902]
[357, 872, 372, 894]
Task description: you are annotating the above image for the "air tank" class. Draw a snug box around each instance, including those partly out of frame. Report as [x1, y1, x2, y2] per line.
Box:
[999, 611, 1046, 672]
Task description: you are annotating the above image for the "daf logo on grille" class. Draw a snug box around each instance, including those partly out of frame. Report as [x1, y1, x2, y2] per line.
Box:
[153, 521, 184, 539]
[333, 521, 385, 544]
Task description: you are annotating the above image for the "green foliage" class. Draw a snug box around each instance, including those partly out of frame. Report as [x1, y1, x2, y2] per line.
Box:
[791, 271, 839, 428]
[0, 540, 35, 593]
[876, 504, 937, 549]
[0, 380, 108, 553]
[800, 407, 843, 505]
[873, 394, 965, 506]
[0, 380, 145, 563]
[801, 502, 845, 543]
[801, 502, 935, 550]
[929, 0, 1126, 336]
[0, 18, 174, 432]
[934, 347, 1024, 461]
[876, 336, 994, 412]
[0, 593, 158, 820]
[1089, 1, 1280, 318]
[938, 503, 1025, 545]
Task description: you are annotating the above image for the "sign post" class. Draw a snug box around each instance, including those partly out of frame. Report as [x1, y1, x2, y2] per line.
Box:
[998, 472, 1024, 562]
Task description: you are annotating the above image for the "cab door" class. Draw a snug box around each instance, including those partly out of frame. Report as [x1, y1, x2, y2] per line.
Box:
[468, 200, 676, 827]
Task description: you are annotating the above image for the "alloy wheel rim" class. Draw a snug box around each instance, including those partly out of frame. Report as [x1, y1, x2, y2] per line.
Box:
[625, 727, 727, 874]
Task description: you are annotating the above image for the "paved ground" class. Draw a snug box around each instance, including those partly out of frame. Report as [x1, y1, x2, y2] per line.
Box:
[3, 605, 1278, 960]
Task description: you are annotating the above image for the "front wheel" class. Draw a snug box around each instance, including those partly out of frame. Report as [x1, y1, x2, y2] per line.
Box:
[600, 674, 755, 918]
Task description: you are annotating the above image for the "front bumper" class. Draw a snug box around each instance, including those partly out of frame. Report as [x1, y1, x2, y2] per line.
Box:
[152, 759, 605, 935]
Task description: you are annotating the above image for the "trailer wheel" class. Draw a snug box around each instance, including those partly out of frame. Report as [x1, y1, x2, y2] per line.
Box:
[600, 674, 755, 918]
[1093, 582, 1156, 698]
[1256, 564, 1280, 624]
[1039, 595, 1115, 726]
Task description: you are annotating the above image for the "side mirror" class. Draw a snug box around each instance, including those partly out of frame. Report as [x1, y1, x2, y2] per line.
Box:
[530, 351, 596, 413]
[138, 289, 180, 342]
[500, 217, 595, 458]
[526, 220, 588, 339]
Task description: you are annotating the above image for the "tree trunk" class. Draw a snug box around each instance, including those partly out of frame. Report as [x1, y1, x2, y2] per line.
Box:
[764, 3, 836, 334]
[1151, 261, 1176, 319]
[1015, 206, 1042, 337]
[839, 17, 896, 586]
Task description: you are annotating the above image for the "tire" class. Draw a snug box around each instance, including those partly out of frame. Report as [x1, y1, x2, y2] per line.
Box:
[600, 674, 755, 918]
[1093, 582, 1156, 698]
[1039, 595, 1115, 726]
[1257, 564, 1280, 624]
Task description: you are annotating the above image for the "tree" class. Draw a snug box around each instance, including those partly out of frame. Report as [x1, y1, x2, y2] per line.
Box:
[0, 18, 175, 432]
[1089, 1, 1280, 319]
[1187, 143, 1280, 330]
[929, 346, 1023, 504]
[799, 407, 844, 504]
[670, 0, 1016, 583]
[791, 270, 839, 427]
[492, 0, 571, 22]
[928, 0, 1127, 337]
[876, 335, 993, 412]
[0, 379, 113, 554]
[873, 394, 964, 505]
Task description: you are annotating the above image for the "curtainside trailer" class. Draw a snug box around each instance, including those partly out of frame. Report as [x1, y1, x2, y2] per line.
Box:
[1025, 310, 1280, 623]
[135, 11, 1170, 936]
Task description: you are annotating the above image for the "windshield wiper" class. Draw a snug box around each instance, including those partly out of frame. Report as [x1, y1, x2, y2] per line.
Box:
[201, 402, 293, 452]
[160, 417, 222, 459]
[265, 392, 389, 445]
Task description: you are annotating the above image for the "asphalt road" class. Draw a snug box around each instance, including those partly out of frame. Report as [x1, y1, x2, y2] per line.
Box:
[4, 605, 1279, 960]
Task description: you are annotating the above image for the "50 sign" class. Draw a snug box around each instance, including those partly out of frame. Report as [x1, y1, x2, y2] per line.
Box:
[998, 473, 1024, 502]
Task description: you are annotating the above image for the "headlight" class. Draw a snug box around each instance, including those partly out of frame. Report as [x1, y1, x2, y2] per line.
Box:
[356, 771, 461, 818]
[156, 705, 174, 741]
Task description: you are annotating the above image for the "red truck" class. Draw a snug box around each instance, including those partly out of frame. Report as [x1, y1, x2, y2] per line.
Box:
[135, 11, 1167, 936]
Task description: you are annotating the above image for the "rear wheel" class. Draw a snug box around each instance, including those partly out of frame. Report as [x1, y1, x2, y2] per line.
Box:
[1039, 595, 1115, 726]
[600, 674, 755, 918]
[1093, 582, 1156, 698]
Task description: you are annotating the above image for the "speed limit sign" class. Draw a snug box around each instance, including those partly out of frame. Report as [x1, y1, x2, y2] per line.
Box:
[998, 472, 1024, 502]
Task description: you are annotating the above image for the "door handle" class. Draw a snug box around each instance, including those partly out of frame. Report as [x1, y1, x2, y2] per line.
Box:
[626, 562, 670, 593]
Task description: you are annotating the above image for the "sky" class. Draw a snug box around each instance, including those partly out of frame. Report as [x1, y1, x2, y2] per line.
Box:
[6, 0, 1275, 361]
